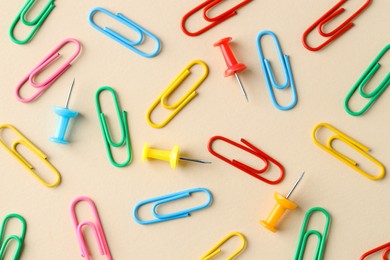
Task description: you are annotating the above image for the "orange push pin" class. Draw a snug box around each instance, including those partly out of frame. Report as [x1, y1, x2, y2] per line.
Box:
[261, 171, 305, 232]
[142, 143, 211, 169]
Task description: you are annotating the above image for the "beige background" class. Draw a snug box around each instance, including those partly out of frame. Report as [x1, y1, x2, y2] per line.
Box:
[1, 0, 390, 259]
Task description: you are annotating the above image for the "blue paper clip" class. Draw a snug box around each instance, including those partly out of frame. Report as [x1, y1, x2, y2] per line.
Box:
[257, 31, 297, 110]
[0, 213, 27, 260]
[133, 188, 212, 225]
[89, 7, 161, 58]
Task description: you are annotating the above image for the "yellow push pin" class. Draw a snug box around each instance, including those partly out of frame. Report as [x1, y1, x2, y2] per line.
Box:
[142, 143, 211, 169]
[260, 171, 305, 232]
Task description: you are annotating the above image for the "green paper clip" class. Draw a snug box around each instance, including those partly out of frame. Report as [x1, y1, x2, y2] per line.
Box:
[0, 214, 27, 260]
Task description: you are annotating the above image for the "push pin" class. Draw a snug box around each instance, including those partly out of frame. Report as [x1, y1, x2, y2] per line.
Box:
[142, 144, 211, 169]
[50, 78, 79, 144]
[260, 171, 305, 232]
[214, 37, 248, 102]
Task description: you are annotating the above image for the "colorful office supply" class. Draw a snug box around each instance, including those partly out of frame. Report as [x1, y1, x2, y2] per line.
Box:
[360, 242, 390, 259]
[0, 124, 61, 188]
[208, 136, 284, 184]
[302, 0, 372, 51]
[181, 0, 252, 37]
[214, 37, 248, 102]
[312, 122, 385, 180]
[345, 44, 390, 116]
[15, 38, 81, 103]
[143, 143, 211, 169]
[146, 60, 208, 128]
[294, 207, 331, 260]
[89, 7, 161, 58]
[95, 86, 132, 168]
[10, 0, 55, 44]
[261, 172, 305, 232]
[133, 188, 212, 225]
[257, 30, 297, 110]
[50, 78, 79, 144]
[70, 196, 112, 260]
[200, 232, 246, 260]
[0, 214, 26, 260]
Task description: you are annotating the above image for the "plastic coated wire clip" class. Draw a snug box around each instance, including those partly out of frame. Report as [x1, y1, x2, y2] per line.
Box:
[312, 122, 385, 181]
[95, 86, 132, 168]
[360, 242, 390, 260]
[208, 136, 284, 184]
[302, 0, 372, 51]
[200, 232, 247, 260]
[71, 196, 112, 260]
[344, 44, 390, 116]
[146, 60, 208, 128]
[133, 188, 212, 225]
[0, 124, 61, 188]
[257, 30, 297, 110]
[294, 207, 331, 260]
[15, 38, 81, 103]
[89, 7, 161, 58]
[10, 0, 55, 44]
[0, 214, 27, 260]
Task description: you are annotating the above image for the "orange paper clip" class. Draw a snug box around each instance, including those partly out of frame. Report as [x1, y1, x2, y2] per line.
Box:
[360, 242, 390, 260]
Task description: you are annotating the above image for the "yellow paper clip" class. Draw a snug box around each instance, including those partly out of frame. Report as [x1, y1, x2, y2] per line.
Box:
[312, 122, 385, 181]
[146, 60, 208, 128]
[200, 232, 247, 260]
[0, 124, 61, 188]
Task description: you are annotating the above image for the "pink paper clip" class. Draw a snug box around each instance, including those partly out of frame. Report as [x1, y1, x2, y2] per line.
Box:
[70, 196, 112, 260]
[16, 38, 81, 103]
[360, 242, 390, 260]
[302, 0, 372, 51]
[207, 135, 284, 184]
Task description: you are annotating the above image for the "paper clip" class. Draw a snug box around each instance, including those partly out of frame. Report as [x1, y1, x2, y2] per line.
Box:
[0, 214, 27, 260]
[9, 0, 55, 44]
[312, 122, 385, 181]
[0, 124, 61, 188]
[146, 60, 208, 128]
[15, 38, 81, 103]
[133, 188, 212, 225]
[294, 207, 331, 260]
[257, 31, 297, 110]
[95, 86, 132, 168]
[360, 242, 390, 260]
[345, 44, 390, 116]
[70, 196, 112, 260]
[200, 232, 247, 260]
[181, 0, 252, 37]
[302, 0, 372, 51]
[208, 136, 284, 184]
[89, 7, 161, 58]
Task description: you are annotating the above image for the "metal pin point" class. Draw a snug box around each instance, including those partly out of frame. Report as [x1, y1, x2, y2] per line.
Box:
[65, 78, 75, 108]
[234, 73, 249, 102]
[286, 171, 305, 199]
[179, 157, 212, 164]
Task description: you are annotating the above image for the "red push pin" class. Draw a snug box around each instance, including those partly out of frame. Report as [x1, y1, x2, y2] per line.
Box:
[214, 37, 248, 102]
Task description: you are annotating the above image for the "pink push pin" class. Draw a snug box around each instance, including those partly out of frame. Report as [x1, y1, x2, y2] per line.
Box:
[214, 37, 248, 102]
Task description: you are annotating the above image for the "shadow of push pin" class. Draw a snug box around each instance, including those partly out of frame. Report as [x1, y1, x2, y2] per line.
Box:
[261, 171, 305, 232]
[50, 78, 79, 144]
[142, 144, 211, 169]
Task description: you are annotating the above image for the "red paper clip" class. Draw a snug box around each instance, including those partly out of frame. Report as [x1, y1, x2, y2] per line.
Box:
[181, 0, 252, 37]
[360, 242, 390, 260]
[302, 0, 372, 51]
[207, 136, 284, 184]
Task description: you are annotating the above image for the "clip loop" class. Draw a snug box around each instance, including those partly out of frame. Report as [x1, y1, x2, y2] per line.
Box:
[0, 124, 61, 188]
[15, 38, 81, 103]
[89, 7, 161, 58]
[133, 188, 212, 225]
[95, 86, 132, 168]
[312, 122, 385, 180]
[181, 0, 251, 37]
[71, 197, 112, 260]
[200, 232, 247, 260]
[257, 31, 297, 110]
[294, 207, 331, 260]
[146, 60, 208, 128]
[0, 214, 27, 260]
[208, 136, 284, 184]
[360, 242, 390, 260]
[302, 0, 372, 51]
[345, 44, 390, 116]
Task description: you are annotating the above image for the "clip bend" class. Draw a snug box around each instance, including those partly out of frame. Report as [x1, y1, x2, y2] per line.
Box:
[0, 214, 27, 260]
[360, 242, 390, 260]
[200, 232, 247, 260]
